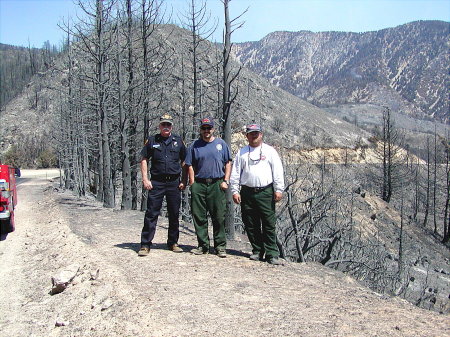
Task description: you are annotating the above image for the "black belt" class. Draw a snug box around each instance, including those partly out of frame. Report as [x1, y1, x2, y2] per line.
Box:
[195, 177, 224, 184]
[151, 174, 179, 182]
[242, 183, 273, 193]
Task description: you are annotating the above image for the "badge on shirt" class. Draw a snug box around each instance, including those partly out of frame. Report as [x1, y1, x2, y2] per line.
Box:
[216, 144, 222, 151]
[152, 144, 160, 148]
[173, 141, 178, 147]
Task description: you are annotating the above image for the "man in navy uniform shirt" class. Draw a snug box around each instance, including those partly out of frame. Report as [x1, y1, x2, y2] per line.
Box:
[185, 117, 231, 258]
[138, 114, 187, 256]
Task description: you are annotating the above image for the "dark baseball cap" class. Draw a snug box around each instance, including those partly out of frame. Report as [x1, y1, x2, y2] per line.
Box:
[246, 123, 262, 133]
[200, 117, 214, 127]
[160, 114, 173, 124]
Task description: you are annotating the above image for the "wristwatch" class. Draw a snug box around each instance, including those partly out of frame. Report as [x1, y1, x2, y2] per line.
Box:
[224, 180, 230, 185]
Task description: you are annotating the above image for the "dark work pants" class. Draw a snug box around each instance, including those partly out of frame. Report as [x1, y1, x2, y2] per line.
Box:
[141, 179, 181, 247]
[240, 185, 279, 259]
[190, 180, 227, 250]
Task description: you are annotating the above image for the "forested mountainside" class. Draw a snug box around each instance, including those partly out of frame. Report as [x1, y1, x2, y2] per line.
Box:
[0, 43, 59, 109]
[0, 23, 368, 169]
[232, 20, 449, 124]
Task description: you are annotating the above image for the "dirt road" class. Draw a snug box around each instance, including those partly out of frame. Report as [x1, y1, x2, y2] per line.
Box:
[0, 175, 448, 336]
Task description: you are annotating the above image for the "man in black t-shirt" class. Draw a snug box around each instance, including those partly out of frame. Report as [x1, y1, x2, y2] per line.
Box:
[138, 114, 187, 256]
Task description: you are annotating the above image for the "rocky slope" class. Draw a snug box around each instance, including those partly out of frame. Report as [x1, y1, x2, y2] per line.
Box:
[232, 20, 449, 124]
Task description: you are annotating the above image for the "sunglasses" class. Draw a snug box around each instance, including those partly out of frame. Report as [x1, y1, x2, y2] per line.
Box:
[201, 126, 212, 130]
[160, 122, 172, 127]
[248, 145, 263, 166]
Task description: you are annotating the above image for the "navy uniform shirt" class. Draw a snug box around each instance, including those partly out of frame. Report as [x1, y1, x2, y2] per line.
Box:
[141, 133, 186, 177]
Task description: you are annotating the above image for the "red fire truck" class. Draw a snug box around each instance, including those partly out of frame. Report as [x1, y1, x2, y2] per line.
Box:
[0, 164, 20, 240]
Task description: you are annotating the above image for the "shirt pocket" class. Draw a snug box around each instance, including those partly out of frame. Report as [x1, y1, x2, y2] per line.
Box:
[170, 147, 180, 161]
[152, 146, 164, 161]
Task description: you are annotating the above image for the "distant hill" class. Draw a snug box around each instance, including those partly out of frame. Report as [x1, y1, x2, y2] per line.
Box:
[232, 20, 449, 124]
[0, 43, 58, 109]
[0, 44, 34, 108]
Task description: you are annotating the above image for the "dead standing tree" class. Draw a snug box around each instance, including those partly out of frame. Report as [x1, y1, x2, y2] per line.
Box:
[443, 131, 450, 243]
[372, 107, 408, 204]
[56, 21, 87, 195]
[381, 106, 394, 202]
[221, 0, 245, 239]
[179, 0, 217, 144]
[94, 0, 115, 207]
[115, 0, 148, 210]
[57, 2, 116, 201]
[115, 0, 133, 210]
[67, 0, 116, 207]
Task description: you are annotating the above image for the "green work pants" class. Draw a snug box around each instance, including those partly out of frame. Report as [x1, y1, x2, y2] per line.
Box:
[190, 180, 227, 250]
[240, 185, 279, 259]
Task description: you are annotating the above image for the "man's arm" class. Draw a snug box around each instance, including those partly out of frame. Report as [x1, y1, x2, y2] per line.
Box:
[179, 162, 187, 190]
[230, 151, 242, 204]
[141, 158, 153, 190]
[224, 160, 231, 181]
[271, 148, 284, 202]
[178, 140, 188, 190]
[187, 165, 195, 185]
[220, 161, 231, 191]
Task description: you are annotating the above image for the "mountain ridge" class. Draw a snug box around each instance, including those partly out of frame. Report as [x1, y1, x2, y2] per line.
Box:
[232, 20, 449, 124]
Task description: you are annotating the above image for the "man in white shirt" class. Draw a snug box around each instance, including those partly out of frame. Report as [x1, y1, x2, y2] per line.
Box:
[230, 123, 285, 265]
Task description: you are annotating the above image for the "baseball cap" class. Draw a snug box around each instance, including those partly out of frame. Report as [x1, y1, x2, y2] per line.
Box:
[200, 117, 214, 127]
[246, 123, 262, 133]
[160, 114, 173, 124]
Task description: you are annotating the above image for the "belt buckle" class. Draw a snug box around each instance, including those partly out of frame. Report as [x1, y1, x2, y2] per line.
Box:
[205, 178, 213, 184]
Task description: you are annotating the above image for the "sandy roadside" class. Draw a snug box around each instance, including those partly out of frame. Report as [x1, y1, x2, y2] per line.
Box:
[18, 168, 61, 179]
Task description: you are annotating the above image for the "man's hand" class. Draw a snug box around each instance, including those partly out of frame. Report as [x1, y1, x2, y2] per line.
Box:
[232, 193, 241, 204]
[273, 192, 283, 202]
[274, 192, 282, 202]
[143, 179, 153, 190]
[220, 181, 229, 191]
[179, 182, 186, 191]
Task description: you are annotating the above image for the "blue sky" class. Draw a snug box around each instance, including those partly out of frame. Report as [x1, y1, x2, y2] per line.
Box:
[0, 0, 449, 48]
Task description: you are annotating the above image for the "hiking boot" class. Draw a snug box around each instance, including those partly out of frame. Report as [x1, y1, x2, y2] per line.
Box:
[138, 246, 150, 256]
[216, 249, 227, 258]
[249, 253, 264, 261]
[267, 257, 283, 265]
[168, 243, 183, 253]
[190, 247, 209, 255]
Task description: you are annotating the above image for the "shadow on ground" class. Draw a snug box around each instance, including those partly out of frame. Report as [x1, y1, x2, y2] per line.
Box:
[114, 242, 249, 258]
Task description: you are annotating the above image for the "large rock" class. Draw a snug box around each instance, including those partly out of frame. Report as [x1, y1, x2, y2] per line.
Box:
[50, 264, 80, 295]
